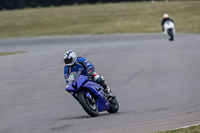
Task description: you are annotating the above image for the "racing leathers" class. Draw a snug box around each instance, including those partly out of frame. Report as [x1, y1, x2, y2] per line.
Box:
[161, 18, 174, 31]
[64, 57, 110, 93]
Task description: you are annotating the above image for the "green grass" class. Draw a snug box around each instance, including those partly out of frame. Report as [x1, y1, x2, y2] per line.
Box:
[0, 52, 26, 56]
[155, 124, 200, 133]
[0, 1, 199, 38]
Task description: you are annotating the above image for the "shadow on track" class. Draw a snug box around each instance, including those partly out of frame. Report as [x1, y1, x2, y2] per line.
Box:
[55, 111, 124, 121]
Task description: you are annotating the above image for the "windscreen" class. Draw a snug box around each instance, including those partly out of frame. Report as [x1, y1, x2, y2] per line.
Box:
[68, 71, 80, 84]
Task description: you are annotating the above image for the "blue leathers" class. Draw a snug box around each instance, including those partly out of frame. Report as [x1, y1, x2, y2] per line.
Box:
[64, 57, 95, 84]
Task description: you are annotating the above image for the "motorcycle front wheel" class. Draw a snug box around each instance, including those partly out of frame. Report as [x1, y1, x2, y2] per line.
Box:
[78, 93, 99, 117]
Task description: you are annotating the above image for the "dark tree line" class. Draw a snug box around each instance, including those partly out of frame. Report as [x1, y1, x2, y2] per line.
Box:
[0, 0, 138, 10]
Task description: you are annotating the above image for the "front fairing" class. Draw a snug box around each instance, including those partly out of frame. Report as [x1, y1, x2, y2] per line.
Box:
[65, 84, 75, 92]
[65, 72, 110, 112]
[65, 72, 88, 92]
[76, 75, 88, 89]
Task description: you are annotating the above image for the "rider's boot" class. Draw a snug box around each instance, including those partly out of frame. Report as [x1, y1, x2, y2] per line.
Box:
[102, 82, 115, 98]
[102, 83, 111, 94]
[93, 74, 114, 97]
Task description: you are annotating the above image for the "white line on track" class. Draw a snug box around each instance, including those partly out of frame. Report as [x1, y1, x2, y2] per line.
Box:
[173, 123, 200, 130]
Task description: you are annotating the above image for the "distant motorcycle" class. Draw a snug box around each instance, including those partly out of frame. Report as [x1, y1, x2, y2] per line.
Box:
[163, 20, 176, 41]
[65, 71, 119, 117]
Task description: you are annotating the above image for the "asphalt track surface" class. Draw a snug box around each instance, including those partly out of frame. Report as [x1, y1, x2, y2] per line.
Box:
[0, 33, 200, 133]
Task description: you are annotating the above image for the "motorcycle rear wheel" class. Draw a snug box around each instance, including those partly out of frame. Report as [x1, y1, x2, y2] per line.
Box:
[107, 97, 119, 113]
[78, 93, 99, 117]
[168, 29, 174, 41]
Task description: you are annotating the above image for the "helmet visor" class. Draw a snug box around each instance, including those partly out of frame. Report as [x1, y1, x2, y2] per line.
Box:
[64, 57, 73, 65]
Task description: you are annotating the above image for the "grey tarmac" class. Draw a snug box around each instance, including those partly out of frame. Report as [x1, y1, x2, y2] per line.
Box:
[0, 33, 200, 133]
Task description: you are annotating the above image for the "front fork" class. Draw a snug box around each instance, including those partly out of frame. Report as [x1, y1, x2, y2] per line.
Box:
[72, 91, 94, 103]
[71, 92, 79, 102]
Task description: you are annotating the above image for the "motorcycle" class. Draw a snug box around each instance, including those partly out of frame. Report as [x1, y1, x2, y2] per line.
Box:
[163, 20, 176, 41]
[65, 71, 119, 117]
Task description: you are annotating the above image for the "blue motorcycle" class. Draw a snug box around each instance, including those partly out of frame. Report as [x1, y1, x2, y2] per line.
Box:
[65, 71, 119, 117]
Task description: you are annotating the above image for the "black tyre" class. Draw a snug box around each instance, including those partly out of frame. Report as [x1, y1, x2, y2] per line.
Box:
[52, 0, 63, 6]
[169, 35, 174, 41]
[168, 29, 174, 41]
[87, 0, 98, 4]
[4, 0, 16, 10]
[100, 0, 109, 3]
[107, 97, 119, 113]
[40, 0, 52, 7]
[78, 93, 99, 117]
[64, 0, 75, 5]
[0, 0, 4, 10]
[111, 0, 121, 2]
[76, 0, 86, 5]
[16, 0, 27, 9]
[28, 0, 39, 7]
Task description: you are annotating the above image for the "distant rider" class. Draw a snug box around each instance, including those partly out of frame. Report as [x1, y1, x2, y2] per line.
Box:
[63, 50, 111, 94]
[161, 13, 175, 31]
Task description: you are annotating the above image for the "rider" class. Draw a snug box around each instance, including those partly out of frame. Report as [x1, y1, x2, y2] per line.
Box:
[63, 50, 111, 94]
[161, 13, 175, 31]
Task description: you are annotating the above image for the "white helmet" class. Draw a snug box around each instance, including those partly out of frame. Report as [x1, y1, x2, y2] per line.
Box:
[63, 50, 77, 66]
[163, 13, 169, 18]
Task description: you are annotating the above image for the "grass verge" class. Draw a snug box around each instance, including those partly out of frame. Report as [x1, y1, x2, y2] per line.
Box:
[155, 124, 200, 133]
[0, 52, 26, 56]
[0, 1, 199, 38]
